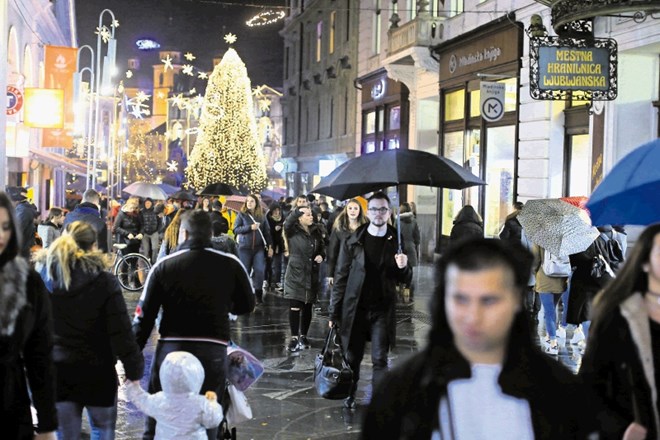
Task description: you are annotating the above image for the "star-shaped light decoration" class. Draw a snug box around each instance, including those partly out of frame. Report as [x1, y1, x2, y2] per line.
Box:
[170, 94, 185, 108]
[157, 91, 166, 99]
[95, 26, 111, 43]
[111, 19, 120, 28]
[197, 71, 208, 80]
[166, 160, 179, 172]
[188, 88, 197, 95]
[184, 52, 196, 61]
[126, 70, 133, 78]
[129, 105, 144, 119]
[224, 33, 237, 45]
[135, 91, 151, 103]
[134, 149, 144, 160]
[182, 64, 194, 76]
[161, 54, 174, 71]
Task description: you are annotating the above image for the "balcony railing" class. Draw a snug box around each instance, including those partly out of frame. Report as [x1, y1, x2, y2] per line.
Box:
[387, 15, 444, 57]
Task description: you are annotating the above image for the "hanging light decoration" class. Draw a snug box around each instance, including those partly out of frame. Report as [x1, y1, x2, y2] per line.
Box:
[246, 10, 286, 27]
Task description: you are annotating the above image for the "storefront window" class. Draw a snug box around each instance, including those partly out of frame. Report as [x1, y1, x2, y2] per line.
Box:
[502, 78, 517, 112]
[390, 106, 400, 130]
[387, 137, 399, 149]
[483, 125, 515, 236]
[444, 89, 465, 122]
[465, 129, 481, 208]
[568, 134, 591, 196]
[470, 90, 481, 117]
[365, 111, 376, 134]
[365, 141, 376, 154]
[442, 131, 465, 236]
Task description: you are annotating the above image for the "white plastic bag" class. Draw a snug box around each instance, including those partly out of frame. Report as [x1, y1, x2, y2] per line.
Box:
[226, 384, 252, 425]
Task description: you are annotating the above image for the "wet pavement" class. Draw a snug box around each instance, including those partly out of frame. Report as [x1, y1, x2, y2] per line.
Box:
[86, 264, 582, 439]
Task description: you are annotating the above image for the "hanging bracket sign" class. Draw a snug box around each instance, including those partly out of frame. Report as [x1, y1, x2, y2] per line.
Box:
[6, 85, 23, 116]
[480, 81, 506, 122]
[529, 36, 617, 101]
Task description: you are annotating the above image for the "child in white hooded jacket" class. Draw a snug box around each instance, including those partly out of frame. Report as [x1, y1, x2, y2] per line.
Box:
[125, 351, 223, 440]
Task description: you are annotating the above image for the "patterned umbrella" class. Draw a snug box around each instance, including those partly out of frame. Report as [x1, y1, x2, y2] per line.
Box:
[123, 182, 168, 200]
[518, 198, 599, 257]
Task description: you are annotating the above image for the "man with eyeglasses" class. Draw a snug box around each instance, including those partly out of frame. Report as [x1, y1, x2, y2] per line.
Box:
[329, 191, 412, 410]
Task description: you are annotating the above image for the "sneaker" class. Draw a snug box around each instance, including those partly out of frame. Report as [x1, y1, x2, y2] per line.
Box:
[570, 326, 585, 345]
[543, 339, 558, 355]
[262, 280, 269, 291]
[343, 395, 356, 409]
[287, 337, 301, 353]
[298, 335, 310, 349]
[275, 283, 284, 292]
[556, 326, 567, 341]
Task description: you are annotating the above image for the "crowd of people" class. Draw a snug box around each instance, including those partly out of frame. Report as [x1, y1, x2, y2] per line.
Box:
[3, 183, 660, 439]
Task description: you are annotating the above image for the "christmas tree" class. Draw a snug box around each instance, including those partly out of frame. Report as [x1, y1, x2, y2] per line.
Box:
[186, 35, 268, 192]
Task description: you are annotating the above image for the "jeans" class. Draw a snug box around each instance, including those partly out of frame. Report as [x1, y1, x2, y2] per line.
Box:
[143, 340, 227, 440]
[238, 247, 266, 291]
[345, 309, 390, 397]
[266, 251, 283, 285]
[539, 291, 568, 340]
[56, 400, 117, 440]
[141, 231, 160, 263]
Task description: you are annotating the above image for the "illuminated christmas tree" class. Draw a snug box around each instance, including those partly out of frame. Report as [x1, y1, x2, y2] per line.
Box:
[186, 34, 267, 192]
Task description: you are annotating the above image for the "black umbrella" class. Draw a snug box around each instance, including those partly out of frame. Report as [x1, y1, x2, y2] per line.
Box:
[311, 149, 485, 251]
[171, 190, 197, 201]
[199, 182, 244, 196]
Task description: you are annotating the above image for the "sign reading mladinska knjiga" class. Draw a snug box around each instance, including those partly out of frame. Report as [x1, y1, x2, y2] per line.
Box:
[530, 36, 617, 100]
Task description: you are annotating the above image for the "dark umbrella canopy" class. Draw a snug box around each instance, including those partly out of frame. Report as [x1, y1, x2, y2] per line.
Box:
[199, 182, 244, 196]
[171, 190, 196, 202]
[311, 149, 485, 200]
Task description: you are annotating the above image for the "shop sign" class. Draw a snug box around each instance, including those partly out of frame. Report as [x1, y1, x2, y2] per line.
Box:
[480, 82, 505, 122]
[530, 36, 617, 101]
[6, 85, 23, 115]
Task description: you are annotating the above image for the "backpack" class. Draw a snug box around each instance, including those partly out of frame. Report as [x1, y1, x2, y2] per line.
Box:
[542, 249, 572, 277]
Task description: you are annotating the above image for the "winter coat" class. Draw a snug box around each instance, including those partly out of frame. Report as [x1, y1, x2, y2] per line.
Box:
[327, 228, 353, 278]
[63, 202, 108, 252]
[125, 352, 223, 440]
[233, 211, 272, 251]
[14, 201, 36, 257]
[113, 210, 142, 246]
[361, 337, 589, 439]
[133, 239, 255, 350]
[397, 212, 420, 267]
[37, 221, 61, 249]
[580, 293, 660, 439]
[566, 239, 606, 325]
[532, 245, 569, 294]
[267, 214, 285, 254]
[211, 235, 238, 257]
[283, 213, 326, 304]
[34, 251, 143, 406]
[140, 203, 160, 235]
[329, 224, 412, 351]
[0, 257, 57, 437]
[499, 213, 523, 244]
[449, 219, 483, 245]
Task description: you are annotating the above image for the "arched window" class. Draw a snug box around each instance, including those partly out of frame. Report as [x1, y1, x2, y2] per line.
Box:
[23, 45, 34, 86]
[8, 27, 20, 79]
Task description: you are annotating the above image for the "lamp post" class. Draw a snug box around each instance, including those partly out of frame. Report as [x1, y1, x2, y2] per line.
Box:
[92, 8, 117, 188]
[73, 45, 95, 189]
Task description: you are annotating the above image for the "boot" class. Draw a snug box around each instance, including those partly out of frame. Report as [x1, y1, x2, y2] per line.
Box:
[255, 289, 263, 305]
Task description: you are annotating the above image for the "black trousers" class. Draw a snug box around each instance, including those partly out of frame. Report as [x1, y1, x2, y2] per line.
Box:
[345, 309, 390, 397]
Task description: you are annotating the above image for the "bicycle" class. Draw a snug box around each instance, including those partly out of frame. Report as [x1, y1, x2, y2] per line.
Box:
[112, 243, 152, 291]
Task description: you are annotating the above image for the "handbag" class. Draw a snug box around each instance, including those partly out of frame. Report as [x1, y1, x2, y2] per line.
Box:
[225, 383, 253, 425]
[227, 342, 264, 392]
[314, 325, 354, 400]
[591, 253, 615, 281]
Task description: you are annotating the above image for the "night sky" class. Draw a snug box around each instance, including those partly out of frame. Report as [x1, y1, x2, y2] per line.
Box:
[75, 0, 285, 89]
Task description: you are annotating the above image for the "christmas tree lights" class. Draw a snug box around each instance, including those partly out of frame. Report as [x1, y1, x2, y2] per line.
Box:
[186, 41, 267, 193]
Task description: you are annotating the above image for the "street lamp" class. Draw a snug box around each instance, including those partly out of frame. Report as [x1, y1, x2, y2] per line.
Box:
[73, 45, 95, 189]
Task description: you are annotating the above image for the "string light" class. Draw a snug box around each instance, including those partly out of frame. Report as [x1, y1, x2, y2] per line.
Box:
[246, 10, 286, 27]
[186, 47, 267, 192]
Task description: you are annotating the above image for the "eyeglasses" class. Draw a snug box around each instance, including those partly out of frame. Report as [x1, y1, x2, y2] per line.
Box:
[368, 207, 389, 214]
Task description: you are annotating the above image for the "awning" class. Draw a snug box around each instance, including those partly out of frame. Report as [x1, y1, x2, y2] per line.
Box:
[29, 148, 87, 177]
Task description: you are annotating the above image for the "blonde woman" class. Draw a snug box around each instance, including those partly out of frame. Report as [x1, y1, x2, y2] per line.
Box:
[112, 197, 143, 255]
[326, 199, 367, 285]
[157, 208, 188, 260]
[35, 221, 143, 439]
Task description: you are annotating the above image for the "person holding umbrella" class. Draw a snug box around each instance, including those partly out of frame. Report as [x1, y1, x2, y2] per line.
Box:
[580, 223, 660, 440]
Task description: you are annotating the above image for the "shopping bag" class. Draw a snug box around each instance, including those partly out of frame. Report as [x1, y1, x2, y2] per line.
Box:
[314, 325, 353, 399]
[225, 383, 253, 425]
[227, 343, 264, 392]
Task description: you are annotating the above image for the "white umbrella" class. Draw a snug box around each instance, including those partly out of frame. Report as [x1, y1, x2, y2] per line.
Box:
[518, 198, 599, 257]
[123, 182, 168, 200]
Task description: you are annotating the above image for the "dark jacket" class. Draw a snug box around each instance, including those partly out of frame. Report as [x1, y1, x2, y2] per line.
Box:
[567, 238, 612, 325]
[14, 201, 36, 257]
[63, 202, 108, 252]
[140, 202, 160, 235]
[266, 213, 285, 254]
[283, 212, 326, 304]
[499, 212, 523, 244]
[327, 228, 353, 278]
[34, 251, 143, 406]
[211, 235, 238, 257]
[0, 257, 57, 436]
[132, 239, 255, 350]
[113, 209, 142, 246]
[580, 293, 660, 439]
[398, 212, 420, 267]
[329, 224, 412, 351]
[233, 211, 272, 251]
[450, 220, 484, 244]
[362, 339, 589, 439]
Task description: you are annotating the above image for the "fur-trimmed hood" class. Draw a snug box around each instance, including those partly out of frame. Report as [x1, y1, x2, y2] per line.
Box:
[34, 249, 111, 293]
[0, 257, 29, 336]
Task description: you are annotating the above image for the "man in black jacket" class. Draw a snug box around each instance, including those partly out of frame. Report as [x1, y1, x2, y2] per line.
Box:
[361, 239, 592, 439]
[132, 209, 254, 440]
[329, 192, 411, 410]
[63, 189, 108, 252]
[6, 186, 36, 257]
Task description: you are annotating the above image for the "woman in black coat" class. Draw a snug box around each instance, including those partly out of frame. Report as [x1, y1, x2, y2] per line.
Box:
[580, 223, 660, 440]
[0, 192, 57, 440]
[283, 206, 326, 353]
[450, 205, 483, 245]
[326, 199, 367, 283]
[35, 221, 143, 439]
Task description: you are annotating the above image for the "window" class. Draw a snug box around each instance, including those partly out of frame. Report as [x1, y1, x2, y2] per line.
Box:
[372, 0, 381, 55]
[449, 0, 464, 17]
[566, 134, 591, 196]
[329, 11, 336, 54]
[444, 89, 465, 121]
[408, 0, 417, 20]
[316, 21, 323, 62]
[365, 111, 376, 134]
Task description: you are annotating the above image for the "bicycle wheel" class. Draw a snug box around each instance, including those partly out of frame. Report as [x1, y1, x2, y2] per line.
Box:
[114, 253, 152, 291]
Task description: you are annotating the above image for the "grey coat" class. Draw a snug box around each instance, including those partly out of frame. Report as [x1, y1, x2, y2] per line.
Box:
[283, 214, 326, 303]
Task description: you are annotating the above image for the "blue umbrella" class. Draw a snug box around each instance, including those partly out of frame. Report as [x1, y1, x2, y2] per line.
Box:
[587, 139, 660, 226]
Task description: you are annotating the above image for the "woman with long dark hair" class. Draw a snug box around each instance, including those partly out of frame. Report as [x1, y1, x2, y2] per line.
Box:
[0, 192, 57, 439]
[35, 221, 143, 439]
[326, 199, 367, 285]
[233, 194, 272, 305]
[580, 223, 660, 440]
